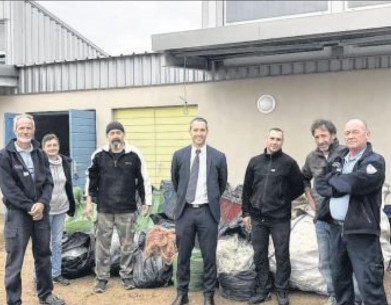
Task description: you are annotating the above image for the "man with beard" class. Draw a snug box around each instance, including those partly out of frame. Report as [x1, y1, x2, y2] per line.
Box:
[0, 113, 66, 305]
[85, 121, 152, 293]
[302, 120, 343, 305]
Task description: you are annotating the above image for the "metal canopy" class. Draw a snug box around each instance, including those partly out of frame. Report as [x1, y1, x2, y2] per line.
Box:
[162, 27, 391, 70]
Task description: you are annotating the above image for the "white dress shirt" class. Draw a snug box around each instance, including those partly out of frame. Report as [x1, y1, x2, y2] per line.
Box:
[189, 145, 208, 205]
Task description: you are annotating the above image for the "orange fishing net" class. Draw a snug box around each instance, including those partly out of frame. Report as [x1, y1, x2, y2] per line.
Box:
[144, 226, 177, 264]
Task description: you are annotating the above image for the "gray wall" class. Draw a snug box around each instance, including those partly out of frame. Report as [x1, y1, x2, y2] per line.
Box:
[1, 67, 391, 213]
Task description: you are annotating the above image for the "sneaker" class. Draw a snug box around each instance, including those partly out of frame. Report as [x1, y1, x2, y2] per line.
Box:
[248, 292, 272, 304]
[323, 296, 336, 305]
[39, 294, 66, 305]
[94, 279, 107, 293]
[121, 278, 136, 290]
[53, 275, 70, 286]
[277, 292, 289, 305]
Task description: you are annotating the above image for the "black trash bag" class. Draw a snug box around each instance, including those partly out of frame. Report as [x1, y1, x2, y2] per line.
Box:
[150, 213, 175, 229]
[132, 249, 173, 288]
[61, 232, 95, 279]
[161, 180, 176, 220]
[218, 270, 257, 301]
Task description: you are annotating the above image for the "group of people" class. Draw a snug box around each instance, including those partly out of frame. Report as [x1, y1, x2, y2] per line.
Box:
[0, 113, 388, 305]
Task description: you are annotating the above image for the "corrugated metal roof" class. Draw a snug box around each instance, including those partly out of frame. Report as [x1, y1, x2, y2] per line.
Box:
[8, 51, 391, 95]
[16, 52, 209, 94]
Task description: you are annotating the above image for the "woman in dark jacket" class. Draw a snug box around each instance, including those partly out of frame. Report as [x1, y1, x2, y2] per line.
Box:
[42, 134, 76, 286]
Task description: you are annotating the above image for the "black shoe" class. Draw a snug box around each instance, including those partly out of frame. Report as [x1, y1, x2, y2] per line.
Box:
[39, 294, 66, 305]
[248, 292, 272, 304]
[121, 278, 136, 290]
[171, 294, 189, 305]
[94, 279, 108, 293]
[53, 275, 70, 286]
[277, 292, 289, 305]
[204, 296, 215, 305]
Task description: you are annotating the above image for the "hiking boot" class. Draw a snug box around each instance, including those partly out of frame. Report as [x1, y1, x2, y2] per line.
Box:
[121, 278, 136, 290]
[39, 294, 66, 305]
[277, 292, 289, 305]
[248, 292, 272, 304]
[53, 275, 70, 286]
[94, 279, 107, 293]
[323, 296, 336, 305]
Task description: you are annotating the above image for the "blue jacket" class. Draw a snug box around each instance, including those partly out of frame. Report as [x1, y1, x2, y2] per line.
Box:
[316, 143, 385, 236]
[0, 139, 53, 213]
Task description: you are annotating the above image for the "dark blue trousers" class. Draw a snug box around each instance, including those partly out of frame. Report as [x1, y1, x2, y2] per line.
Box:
[330, 223, 388, 305]
[4, 208, 53, 305]
[175, 204, 218, 297]
[251, 216, 291, 294]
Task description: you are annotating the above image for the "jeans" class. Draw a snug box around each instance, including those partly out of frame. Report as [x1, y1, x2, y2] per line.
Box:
[329, 223, 388, 305]
[251, 216, 291, 294]
[49, 213, 66, 278]
[316, 220, 335, 297]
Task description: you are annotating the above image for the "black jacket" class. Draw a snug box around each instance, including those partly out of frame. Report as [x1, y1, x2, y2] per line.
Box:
[242, 149, 304, 221]
[88, 146, 146, 213]
[60, 155, 76, 217]
[0, 139, 53, 213]
[302, 139, 344, 210]
[316, 143, 385, 236]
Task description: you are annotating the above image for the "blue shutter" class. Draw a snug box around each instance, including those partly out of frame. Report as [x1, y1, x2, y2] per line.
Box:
[4, 112, 18, 147]
[69, 109, 96, 189]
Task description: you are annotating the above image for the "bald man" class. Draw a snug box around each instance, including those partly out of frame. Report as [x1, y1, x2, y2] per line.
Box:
[316, 119, 388, 305]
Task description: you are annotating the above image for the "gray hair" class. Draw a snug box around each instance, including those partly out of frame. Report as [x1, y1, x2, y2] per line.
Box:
[13, 113, 35, 131]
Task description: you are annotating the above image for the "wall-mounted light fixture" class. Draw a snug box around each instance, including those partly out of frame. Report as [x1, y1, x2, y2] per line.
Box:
[256, 94, 276, 114]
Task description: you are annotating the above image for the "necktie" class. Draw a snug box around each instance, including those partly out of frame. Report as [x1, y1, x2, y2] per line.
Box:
[185, 149, 201, 204]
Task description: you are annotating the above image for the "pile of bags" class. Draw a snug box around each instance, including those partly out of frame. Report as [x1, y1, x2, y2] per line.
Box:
[60, 181, 391, 297]
[216, 185, 256, 301]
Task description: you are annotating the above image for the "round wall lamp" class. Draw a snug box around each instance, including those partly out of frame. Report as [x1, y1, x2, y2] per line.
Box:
[256, 94, 276, 114]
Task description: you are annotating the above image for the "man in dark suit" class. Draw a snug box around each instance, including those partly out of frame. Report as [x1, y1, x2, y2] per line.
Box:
[170, 117, 228, 305]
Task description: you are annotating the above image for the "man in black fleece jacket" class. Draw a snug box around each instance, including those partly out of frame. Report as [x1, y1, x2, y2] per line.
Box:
[85, 121, 152, 293]
[242, 128, 304, 305]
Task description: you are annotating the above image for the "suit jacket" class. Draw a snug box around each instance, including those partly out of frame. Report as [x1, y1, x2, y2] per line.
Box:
[171, 145, 228, 223]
